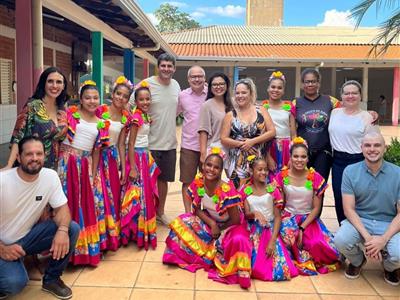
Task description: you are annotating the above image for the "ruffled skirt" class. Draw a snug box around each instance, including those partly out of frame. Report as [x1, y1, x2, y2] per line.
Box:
[120, 147, 160, 249]
[58, 144, 100, 266]
[280, 211, 340, 275]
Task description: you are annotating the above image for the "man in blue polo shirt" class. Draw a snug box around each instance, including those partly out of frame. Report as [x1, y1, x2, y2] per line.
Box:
[334, 132, 400, 286]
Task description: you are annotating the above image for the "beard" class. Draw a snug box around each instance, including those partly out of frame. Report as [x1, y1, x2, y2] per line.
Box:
[20, 161, 43, 175]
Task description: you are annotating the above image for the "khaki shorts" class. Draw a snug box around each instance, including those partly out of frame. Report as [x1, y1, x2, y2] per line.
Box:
[151, 149, 176, 182]
[179, 148, 201, 183]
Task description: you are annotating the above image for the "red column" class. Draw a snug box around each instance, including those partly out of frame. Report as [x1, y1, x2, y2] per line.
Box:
[143, 59, 149, 79]
[393, 67, 399, 126]
[16, 0, 34, 113]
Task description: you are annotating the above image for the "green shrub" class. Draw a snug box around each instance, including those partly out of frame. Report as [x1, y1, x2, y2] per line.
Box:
[384, 137, 400, 166]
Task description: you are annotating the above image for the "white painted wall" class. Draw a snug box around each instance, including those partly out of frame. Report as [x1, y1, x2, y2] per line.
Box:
[0, 104, 16, 144]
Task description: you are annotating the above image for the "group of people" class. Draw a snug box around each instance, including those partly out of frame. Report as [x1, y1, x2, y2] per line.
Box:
[0, 53, 399, 299]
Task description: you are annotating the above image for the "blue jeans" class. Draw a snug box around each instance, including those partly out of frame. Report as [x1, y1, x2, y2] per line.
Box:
[334, 218, 400, 272]
[0, 220, 80, 296]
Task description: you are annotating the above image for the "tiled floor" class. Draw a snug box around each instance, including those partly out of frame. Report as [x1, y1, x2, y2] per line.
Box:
[9, 126, 400, 299]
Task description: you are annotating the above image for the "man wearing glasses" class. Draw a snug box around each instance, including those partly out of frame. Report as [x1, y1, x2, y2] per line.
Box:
[177, 66, 207, 212]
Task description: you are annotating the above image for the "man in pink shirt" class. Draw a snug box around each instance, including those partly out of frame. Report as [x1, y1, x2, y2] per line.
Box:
[177, 65, 207, 212]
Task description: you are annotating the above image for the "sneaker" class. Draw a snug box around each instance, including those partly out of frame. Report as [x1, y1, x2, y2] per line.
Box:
[156, 214, 171, 226]
[345, 255, 366, 279]
[0, 292, 8, 299]
[42, 279, 72, 300]
[384, 269, 400, 286]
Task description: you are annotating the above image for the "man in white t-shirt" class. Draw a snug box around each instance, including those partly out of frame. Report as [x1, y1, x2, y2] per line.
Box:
[0, 136, 80, 300]
[139, 53, 181, 225]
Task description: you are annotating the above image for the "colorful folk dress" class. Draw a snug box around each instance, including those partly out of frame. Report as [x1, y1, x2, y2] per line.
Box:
[120, 109, 160, 249]
[240, 182, 298, 281]
[262, 100, 294, 180]
[11, 99, 67, 169]
[276, 167, 340, 275]
[94, 105, 130, 251]
[57, 106, 109, 266]
[227, 108, 266, 188]
[163, 176, 252, 288]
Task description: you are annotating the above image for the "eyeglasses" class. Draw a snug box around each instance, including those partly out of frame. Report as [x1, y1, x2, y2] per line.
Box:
[211, 82, 226, 88]
[189, 75, 205, 80]
[303, 80, 319, 85]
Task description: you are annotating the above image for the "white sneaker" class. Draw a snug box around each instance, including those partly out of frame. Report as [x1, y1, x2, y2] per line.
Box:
[156, 214, 171, 226]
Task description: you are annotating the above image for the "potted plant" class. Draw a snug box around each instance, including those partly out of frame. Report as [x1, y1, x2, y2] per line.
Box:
[384, 137, 400, 166]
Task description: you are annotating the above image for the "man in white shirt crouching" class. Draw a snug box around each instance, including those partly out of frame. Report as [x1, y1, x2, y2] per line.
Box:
[0, 136, 79, 299]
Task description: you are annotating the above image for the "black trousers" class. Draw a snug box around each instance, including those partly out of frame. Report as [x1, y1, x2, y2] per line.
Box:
[331, 150, 364, 224]
[308, 149, 333, 216]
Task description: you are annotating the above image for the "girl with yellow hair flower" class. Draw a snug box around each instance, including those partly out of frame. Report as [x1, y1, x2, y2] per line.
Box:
[262, 71, 296, 181]
[93, 75, 133, 252]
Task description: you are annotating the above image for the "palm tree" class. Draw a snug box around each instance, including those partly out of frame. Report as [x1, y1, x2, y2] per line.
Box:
[351, 0, 400, 56]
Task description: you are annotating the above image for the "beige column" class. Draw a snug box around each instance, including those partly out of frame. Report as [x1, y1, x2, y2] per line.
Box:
[32, 0, 43, 85]
[331, 67, 337, 98]
[362, 67, 369, 110]
[295, 66, 301, 97]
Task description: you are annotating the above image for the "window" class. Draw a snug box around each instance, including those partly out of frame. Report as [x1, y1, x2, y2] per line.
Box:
[0, 58, 13, 104]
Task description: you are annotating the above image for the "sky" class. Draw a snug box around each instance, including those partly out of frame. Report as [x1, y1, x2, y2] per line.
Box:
[136, 0, 396, 27]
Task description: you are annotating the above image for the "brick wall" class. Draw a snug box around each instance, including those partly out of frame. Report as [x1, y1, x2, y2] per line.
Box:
[56, 51, 73, 94]
[0, 5, 15, 27]
[43, 24, 74, 47]
[43, 47, 53, 66]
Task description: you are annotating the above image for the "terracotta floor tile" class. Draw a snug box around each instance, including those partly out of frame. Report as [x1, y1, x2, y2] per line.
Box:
[254, 276, 316, 293]
[136, 262, 195, 289]
[258, 293, 320, 300]
[27, 265, 83, 286]
[157, 225, 171, 241]
[322, 218, 340, 234]
[310, 271, 377, 295]
[195, 269, 255, 292]
[320, 206, 338, 220]
[195, 290, 257, 299]
[74, 261, 141, 287]
[363, 270, 400, 297]
[71, 287, 132, 300]
[364, 260, 383, 271]
[130, 288, 193, 300]
[320, 296, 382, 300]
[9, 285, 55, 300]
[103, 242, 146, 262]
[144, 242, 166, 262]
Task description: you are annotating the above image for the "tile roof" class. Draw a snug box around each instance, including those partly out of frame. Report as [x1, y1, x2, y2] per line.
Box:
[163, 25, 400, 45]
[170, 44, 400, 61]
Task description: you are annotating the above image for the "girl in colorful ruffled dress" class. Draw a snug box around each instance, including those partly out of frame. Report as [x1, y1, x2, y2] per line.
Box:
[262, 71, 296, 180]
[118, 84, 160, 250]
[241, 156, 298, 281]
[163, 150, 252, 289]
[276, 137, 340, 275]
[58, 81, 109, 266]
[94, 76, 132, 251]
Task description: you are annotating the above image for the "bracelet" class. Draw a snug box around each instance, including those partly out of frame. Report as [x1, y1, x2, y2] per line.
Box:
[299, 225, 305, 232]
[59, 225, 69, 229]
[57, 228, 69, 233]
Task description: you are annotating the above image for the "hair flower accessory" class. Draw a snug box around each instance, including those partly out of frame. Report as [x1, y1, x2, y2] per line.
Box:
[82, 80, 96, 87]
[269, 71, 286, 82]
[140, 81, 149, 88]
[247, 155, 256, 162]
[114, 75, 133, 90]
[207, 146, 225, 159]
[244, 186, 253, 195]
[290, 136, 308, 150]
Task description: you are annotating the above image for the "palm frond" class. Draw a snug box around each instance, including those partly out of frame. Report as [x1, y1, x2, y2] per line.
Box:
[368, 10, 400, 56]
